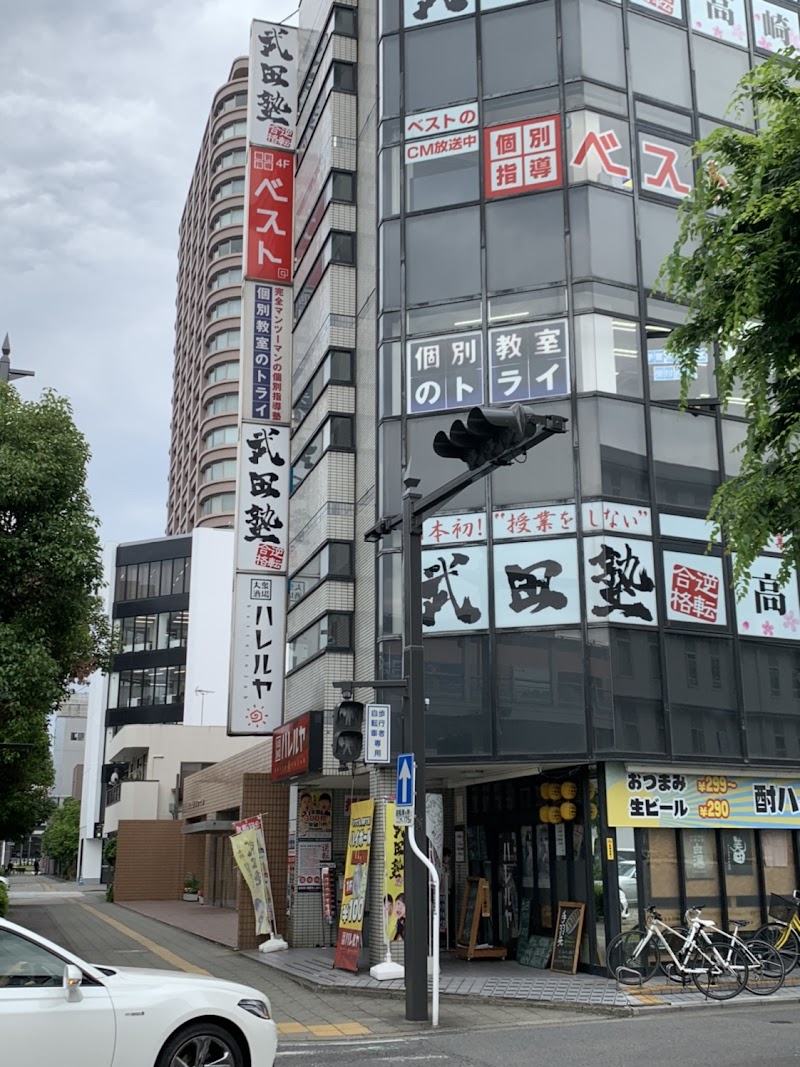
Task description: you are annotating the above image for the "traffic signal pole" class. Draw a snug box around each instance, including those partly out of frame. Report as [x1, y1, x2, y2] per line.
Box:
[364, 408, 568, 1023]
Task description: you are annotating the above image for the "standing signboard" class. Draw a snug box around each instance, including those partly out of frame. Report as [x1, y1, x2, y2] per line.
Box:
[333, 799, 375, 972]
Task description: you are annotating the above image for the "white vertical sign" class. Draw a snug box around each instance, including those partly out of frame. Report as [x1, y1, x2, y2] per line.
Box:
[229, 574, 288, 735]
[365, 704, 391, 764]
[247, 22, 299, 149]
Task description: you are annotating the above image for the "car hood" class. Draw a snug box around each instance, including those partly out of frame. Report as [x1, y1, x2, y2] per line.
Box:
[92, 964, 268, 1002]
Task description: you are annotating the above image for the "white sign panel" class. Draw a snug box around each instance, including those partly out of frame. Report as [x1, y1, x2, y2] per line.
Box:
[248, 21, 298, 150]
[494, 538, 581, 629]
[235, 422, 290, 574]
[735, 555, 800, 640]
[493, 504, 577, 541]
[422, 512, 487, 546]
[229, 574, 287, 734]
[752, 0, 799, 50]
[631, 0, 683, 19]
[659, 512, 718, 543]
[241, 282, 293, 426]
[689, 0, 748, 47]
[365, 704, 391, 764]
[405, 131, 480, 164]
[663, 550, 727, 627]
[405, 101, 479, 141]
[421, 544, 488, 633]
[582, 502, 653, 537]
[583, 535, 658, 626]
[405, 0, 476, 26]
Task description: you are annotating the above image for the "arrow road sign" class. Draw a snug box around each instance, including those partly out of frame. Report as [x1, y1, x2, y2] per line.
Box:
[397, 753, 414, 806]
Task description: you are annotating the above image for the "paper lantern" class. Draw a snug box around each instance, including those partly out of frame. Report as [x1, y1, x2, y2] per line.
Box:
[560, 781, 578, 800]
[540, 784, 552, 800]
[539, 806, 553, 823]
[547, 805, 563, 824]
[560, 801, 577, 821]
[544, 782, 562, 802]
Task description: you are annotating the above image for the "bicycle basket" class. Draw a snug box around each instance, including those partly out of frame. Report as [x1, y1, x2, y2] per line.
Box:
[768, 893, 799, 923]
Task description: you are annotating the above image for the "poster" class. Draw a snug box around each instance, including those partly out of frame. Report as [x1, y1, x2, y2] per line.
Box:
[607, 762, 800, 829]
[297, 790, 332, 838]
[230, 816, 276, 935]
[722, 829, 753, 877]
[583, 535, 658, 626]
[536, 824, 551, 889]
[663, 549, 727, 626]
[421, 545, 489, 632]
[334, 799, 375, 972]
[385, 802, 406, 944]
[296, 839, 331, 893]
[493, 537, 581, 629]
[521, 825, 534, 889]
[734, 554, 800, 641]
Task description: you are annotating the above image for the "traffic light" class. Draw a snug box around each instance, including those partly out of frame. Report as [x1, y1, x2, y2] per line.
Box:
[433, 405, 567, 470]
[332, 699, 364, 767]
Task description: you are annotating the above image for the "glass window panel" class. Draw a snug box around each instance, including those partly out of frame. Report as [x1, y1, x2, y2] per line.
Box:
[564, 81, 628, 115]
[489, 288, 567, 326]
[491, 399, 573, 505]
[406, 148, 479, 213]
[380, 35, 400, 117]
[124, 565, 139, 599]
[641, 830, 682, 928]
[117, 673, 131, 708]
[424, 635, 492, 757]
[635, 100, 694, 134]
[380, 552, 402, 635]
[326, 541, 353, 577]
[159, 558, 173, 597]
[666, 635, 741, 758]
[483, 86, 561, 127]
[404, 21, 477, 112]
[590, 629, 666, 754]
[575, 314, 643, 397]
[381, 0, 400, 33]
[639, 200, 680, 290]
[153, 667, 168, 705]
[629, 15, 692, 109]
[572, 282, 639, 317]
[579, 397, 650, 501]
[482, 3, 557, 96]
[761, 830, 796, 900]
[406, 207, 481, 305]
[651, 407, 719, 510]
[408, 299, 482, 337]
[693, 37, 752, 124]
[682, 828, 722, 925]
[379, 421, 403, 519]
[496, 630, 587, 755]
[721, 418, 747, 477]
[380, 221, 401, 309]
[646, 321, 715, 402]
[115, 567, 126, 602]
[380, 146, 400, 217]
[121, 618, 134, 653]
[172, 558, 187, 595]
[569, 188, 637, 286]
[562, 0, 625, 85]
[136, 566, 150, 599]
[140, 668, 155, 706]
[741, 642, 800, 761]
[486, 192, 566, 293]
[379, 342, 402, 417]
[156, 612, 169, 650]
[147, 562, 160, 597]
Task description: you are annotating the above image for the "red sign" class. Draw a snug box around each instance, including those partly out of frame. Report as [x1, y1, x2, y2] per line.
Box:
[484, 116, 563, 199]
[272, 712, 314, 780]
[641, 141, 691, 197]
[669, 564, 721, 623]
[247, 146, 294, 283]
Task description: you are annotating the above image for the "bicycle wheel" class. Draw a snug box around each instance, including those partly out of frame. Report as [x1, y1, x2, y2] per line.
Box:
[660, 927, 694, 984]
[754, 922, 800, 972]
[745, 938, 785, 996]
[691, 943, 749, 1001]
[607, 930, 660, 984]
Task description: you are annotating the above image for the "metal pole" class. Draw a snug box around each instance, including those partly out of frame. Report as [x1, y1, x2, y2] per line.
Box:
[407, 816, 440, 1027]
[402, 476, 428, 1022]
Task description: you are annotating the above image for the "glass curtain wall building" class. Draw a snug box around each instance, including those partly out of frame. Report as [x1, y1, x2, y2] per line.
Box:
[263, 0, 800, 965]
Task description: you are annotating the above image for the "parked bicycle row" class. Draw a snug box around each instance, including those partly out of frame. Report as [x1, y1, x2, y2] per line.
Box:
[608, 900, 792, 1000]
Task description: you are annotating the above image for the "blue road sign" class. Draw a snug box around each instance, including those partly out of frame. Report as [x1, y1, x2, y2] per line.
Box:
[396, 753, 415, 808]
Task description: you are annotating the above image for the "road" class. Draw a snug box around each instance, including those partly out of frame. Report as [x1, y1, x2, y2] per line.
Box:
[9, 877, 800, 1065]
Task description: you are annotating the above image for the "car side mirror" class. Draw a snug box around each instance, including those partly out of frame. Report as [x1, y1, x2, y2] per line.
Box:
[63, 964, 83, 1000]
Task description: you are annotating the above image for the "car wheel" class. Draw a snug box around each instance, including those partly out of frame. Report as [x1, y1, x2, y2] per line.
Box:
[156, 1021, 245, 1067]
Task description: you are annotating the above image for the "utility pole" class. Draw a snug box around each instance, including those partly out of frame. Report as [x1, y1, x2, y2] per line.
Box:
[0, 335, 35, 385]
[366, 404, 568, 1022]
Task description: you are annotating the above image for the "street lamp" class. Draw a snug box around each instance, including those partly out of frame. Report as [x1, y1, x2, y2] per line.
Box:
[366, 404, 567, 1022]
[0, 335, 35, 385]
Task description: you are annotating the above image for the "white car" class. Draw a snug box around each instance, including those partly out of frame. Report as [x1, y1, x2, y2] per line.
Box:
[0, 916, 278, 1067]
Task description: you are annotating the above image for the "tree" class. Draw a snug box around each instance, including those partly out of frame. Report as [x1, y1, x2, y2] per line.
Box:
[0, 384, 111, 840]
[42, 798, 81, 877]
[659, 50, 800, 593]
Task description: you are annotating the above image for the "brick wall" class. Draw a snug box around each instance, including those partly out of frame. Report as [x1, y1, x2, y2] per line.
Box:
[114, 821, 184, 901]
[182, 740, 271, 816]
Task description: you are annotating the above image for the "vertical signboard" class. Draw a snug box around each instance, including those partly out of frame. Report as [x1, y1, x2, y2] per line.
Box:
[229, 22, 298, 737]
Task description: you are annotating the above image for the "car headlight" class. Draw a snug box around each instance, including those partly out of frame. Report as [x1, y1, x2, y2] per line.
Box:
[238, 998, 271, 1020]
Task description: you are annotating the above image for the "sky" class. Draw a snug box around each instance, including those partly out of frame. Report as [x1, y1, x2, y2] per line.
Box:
[0, 0, 297, 545]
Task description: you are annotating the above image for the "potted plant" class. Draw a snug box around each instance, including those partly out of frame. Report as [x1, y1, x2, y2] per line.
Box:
[183, 874, 200, 902]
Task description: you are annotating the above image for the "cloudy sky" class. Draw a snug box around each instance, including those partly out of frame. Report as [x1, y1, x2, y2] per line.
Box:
[0, 0, 296, 544]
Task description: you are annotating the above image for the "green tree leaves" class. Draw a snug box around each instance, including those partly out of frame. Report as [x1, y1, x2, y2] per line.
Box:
[42, 798, 81, 877]
[659, 50, 800, 594]
[0, 383, 111, 839]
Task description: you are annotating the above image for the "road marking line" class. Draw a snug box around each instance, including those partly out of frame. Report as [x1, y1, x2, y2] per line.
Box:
[78, 903, 211, 976]
[336, 1022, 371, 1035]
[307, 1024, 345, 1037]
[278, 1023, 309, 1034]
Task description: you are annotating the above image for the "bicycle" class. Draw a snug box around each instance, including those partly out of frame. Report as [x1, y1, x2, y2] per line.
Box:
[699, 912, 785, 996]
[607, 905, 749, 1000]
[754, 892, 800, 972]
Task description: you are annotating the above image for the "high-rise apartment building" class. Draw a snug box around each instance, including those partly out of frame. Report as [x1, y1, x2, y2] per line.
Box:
[168, 59, 250, 534]
[170, 1, 800, 972]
